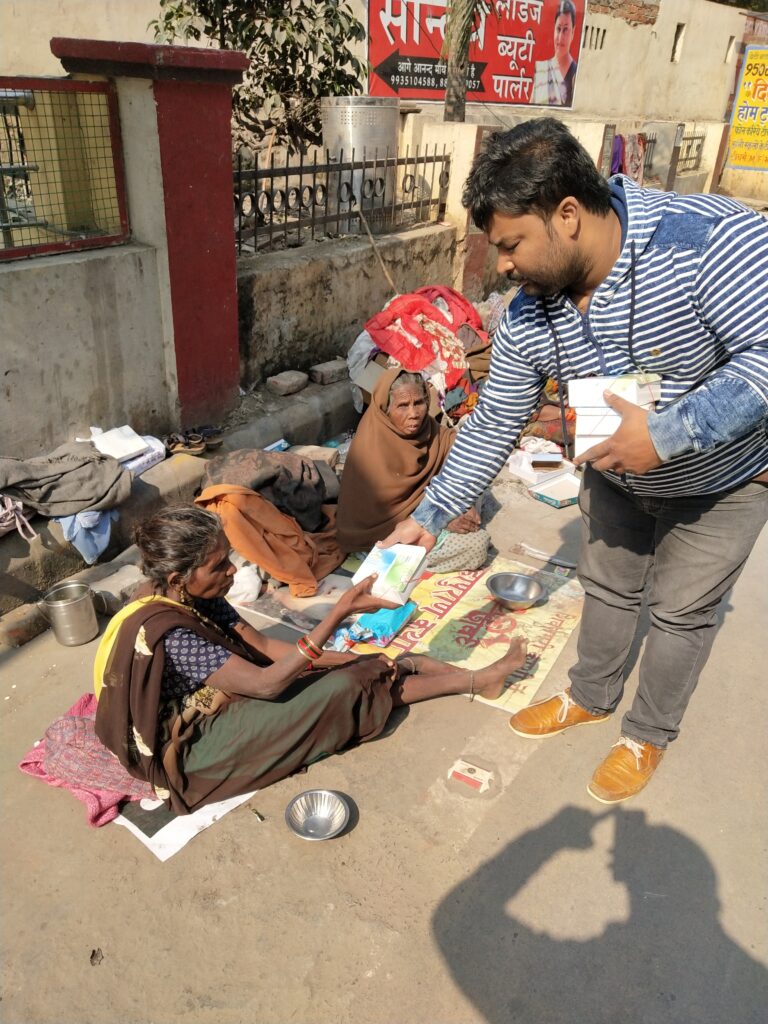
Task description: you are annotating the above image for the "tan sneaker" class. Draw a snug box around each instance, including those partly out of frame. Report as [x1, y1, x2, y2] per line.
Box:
[588, 736, 665, 804]
[509, 688, 612, 739]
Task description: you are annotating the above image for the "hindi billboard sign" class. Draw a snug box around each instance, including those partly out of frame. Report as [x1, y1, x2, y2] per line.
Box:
[369, 0, 585, 107]
[726, 46, 768, 172]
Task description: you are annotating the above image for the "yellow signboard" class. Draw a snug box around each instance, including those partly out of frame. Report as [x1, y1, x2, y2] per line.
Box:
[727, 45, 768, 171]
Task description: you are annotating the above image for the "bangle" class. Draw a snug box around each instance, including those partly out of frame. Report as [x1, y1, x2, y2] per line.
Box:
[296, 635, 322, 661]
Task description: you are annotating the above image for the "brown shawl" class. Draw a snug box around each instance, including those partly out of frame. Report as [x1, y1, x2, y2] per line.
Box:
[336, 367, 454, 551]
[196, 484, 344, 597]
[94, 601, 262, 814]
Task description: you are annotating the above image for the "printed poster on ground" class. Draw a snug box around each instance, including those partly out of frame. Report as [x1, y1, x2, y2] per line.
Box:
[368, 0, 585, 107]
[351, 558, 584, 715]
[726, 45, 768, 171]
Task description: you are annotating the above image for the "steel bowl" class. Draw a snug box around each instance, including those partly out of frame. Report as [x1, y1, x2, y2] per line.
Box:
[487, 572, 544, 611]
[285, 789, 350, 841]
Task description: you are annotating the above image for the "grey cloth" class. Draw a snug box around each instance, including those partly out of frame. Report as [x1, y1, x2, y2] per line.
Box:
[0, 442, 131, 517]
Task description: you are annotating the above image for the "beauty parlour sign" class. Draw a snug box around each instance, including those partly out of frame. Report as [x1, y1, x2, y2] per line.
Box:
[368, 0, 585, 107]
[726, 46, 768, 171]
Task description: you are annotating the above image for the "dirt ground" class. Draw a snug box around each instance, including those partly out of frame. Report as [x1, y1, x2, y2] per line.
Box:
[1, 475, 766, 1024]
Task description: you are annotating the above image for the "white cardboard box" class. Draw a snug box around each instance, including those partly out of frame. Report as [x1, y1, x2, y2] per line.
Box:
[574, 434, 612, 459]
[568, 375, 661, 409]
[528, 471, 582, 508]
[508, 450, 574, 486]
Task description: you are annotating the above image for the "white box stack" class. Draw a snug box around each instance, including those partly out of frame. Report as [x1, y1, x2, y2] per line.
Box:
[568, 375, 662, 459]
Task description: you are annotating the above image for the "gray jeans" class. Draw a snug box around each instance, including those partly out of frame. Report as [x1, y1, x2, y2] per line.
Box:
[569, 466, 768, 748]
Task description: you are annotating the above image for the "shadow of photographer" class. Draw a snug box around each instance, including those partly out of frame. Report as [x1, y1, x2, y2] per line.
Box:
[432, 805, 767, 1024]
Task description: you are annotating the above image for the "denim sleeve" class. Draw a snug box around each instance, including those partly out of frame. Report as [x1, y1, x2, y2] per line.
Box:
[650, 207, 768, 460]
[648, 376, 768, 460]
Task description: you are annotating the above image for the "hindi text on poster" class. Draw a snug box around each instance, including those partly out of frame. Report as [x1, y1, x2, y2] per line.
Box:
[369, 0, 585, 107]
[727, 46, 768, 172]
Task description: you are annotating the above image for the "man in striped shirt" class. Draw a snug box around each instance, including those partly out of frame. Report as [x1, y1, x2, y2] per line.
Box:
[384, 119, 768, 804]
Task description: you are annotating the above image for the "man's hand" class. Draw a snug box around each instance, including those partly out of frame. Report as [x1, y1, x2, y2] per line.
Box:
[573, 391, 663, 476]
[446, 507, 481, 534]
[378, 516, 438, 551]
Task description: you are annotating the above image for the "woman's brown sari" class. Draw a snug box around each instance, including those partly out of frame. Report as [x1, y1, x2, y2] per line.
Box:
[95, 602, 395, 813]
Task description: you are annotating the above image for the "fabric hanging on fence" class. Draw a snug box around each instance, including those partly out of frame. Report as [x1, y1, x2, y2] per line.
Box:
[624, 135, 646, 186]
[610, 134, 646, 185]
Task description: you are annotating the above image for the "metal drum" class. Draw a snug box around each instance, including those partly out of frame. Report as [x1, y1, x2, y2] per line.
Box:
[40, 581, 99, 646]
[320, 96, 400, 232]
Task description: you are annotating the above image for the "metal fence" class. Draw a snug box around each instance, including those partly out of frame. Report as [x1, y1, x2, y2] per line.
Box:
[643, 131, 657, 175]
[1, 78, 129, 260]
[234, 144, 450, 255]
[677, 130, 706, 173]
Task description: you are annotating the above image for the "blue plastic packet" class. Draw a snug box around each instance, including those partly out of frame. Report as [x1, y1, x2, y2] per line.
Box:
[352, 601, 418, 647]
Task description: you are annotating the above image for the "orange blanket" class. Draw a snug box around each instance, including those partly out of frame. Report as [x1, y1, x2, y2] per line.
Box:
[195, 484, 344, 597]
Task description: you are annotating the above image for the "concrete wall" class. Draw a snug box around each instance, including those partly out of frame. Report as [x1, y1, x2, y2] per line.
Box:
[237, 223, 456, 385]
[573, 0, 745, 121]
[0, 0, 160, 74]
[1, 243, 172, 458]
[719, 166, 768, 201]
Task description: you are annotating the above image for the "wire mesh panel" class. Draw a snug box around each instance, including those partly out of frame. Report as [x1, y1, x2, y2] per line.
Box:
[234, 145, 450, 256]
[1, 78, 129, 260]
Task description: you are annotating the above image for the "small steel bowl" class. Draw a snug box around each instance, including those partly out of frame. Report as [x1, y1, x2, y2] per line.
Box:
[487, 572, 544, 611]
[285, 789, 350, 841]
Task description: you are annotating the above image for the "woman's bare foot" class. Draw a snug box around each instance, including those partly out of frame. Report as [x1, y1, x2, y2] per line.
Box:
[473, 638, 528, 700]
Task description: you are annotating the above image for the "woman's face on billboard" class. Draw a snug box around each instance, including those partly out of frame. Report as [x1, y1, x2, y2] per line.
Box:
[554, 13, 575, 59]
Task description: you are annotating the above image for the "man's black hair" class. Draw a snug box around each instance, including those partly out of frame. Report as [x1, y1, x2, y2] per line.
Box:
[462, 118, 613, 230]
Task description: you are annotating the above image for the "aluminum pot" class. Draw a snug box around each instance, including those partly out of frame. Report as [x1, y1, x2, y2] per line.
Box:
[39, 581, 99, 646]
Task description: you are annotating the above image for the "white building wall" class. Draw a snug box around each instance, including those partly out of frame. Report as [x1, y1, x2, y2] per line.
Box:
[574, 0, 745, 121]
[0, 0, 160, 75]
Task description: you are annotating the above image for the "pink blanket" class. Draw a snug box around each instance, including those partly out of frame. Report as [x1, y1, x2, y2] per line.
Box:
[18, 692, 155, 827]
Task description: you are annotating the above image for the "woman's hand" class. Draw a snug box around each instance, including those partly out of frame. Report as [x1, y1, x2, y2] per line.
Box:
[446, 508, 481, 534]
[334, 575, 400, 619]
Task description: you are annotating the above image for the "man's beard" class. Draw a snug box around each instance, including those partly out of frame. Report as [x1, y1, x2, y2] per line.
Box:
[508, 232, 590, 298]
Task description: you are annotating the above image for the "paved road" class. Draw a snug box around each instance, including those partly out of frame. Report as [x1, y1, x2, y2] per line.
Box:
[2, 476, 765, 1024]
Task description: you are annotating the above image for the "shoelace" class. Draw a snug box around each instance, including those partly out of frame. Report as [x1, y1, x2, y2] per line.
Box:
[555, 690, 575, 723]
[613, 736, 646, 767]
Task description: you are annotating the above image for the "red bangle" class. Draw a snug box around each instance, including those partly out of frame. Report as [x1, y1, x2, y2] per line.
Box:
[296, 635, 321, 661]
[301, 635, 322, 658]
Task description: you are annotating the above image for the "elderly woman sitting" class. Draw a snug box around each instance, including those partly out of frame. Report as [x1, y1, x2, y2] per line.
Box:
[94, 505, 525, 813]
[336, 369, 490, 570]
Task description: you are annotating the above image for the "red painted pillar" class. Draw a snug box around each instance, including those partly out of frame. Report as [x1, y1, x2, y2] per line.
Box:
[50, 38, 249, 427]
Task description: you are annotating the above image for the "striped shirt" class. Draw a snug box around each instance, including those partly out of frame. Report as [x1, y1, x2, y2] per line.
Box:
[414, 176, 768, 534]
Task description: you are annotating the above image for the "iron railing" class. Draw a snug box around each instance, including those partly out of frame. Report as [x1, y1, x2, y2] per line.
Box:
[643, 131, 657, 174]
[677, 130, 706, 173]
[234, 145, 450, 255]
[1, 77, 129, 260]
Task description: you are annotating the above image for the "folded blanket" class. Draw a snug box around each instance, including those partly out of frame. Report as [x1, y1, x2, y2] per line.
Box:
[18, 692, 155, 827]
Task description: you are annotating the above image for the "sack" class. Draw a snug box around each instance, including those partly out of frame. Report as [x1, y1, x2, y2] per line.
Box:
[0, 495, 37, 541]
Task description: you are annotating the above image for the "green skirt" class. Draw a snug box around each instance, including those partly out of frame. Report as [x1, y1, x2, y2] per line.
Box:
[176, 658, 395, 810]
